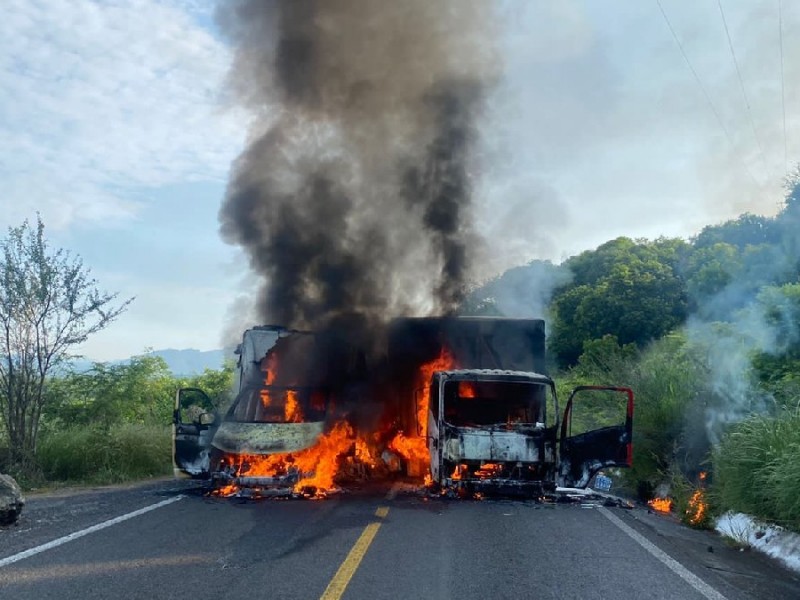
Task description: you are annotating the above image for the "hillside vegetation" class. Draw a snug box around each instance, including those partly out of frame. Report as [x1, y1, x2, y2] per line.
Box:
[464, 179, 800, 530]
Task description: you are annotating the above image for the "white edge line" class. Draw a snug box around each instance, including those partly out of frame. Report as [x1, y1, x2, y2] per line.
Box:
[598, 506, 728, 600]
[0, 495, 184, 568]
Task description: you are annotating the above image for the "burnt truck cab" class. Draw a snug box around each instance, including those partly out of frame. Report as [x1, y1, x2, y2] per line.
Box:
[428, 369, 633, 496]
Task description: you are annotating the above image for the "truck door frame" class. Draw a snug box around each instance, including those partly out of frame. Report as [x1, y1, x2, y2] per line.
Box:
[173, 387, 217, 478]
[558, 385, 634, 488]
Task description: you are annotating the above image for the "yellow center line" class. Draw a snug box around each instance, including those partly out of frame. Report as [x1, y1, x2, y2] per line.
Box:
[319, 506, 390, 600]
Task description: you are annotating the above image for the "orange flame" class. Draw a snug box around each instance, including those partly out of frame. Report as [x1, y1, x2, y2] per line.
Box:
[355, 434, 381, 468]
[459, 381, 477, 398]
[261, 353, 277, 384]
[219, 421, 356, 497]
[284, 390, 304, 423]
[258, 353, 278, 411]
[686, 489, 708, 525]
[475, 463, 503, 479]
[388, 430, 427, 462]
[216, 346, 460, 498]
[648, 498, 673, 513]
[686, 471, 708, 526]
[417, 349, 456, 438]
[387, 349, 456, 479]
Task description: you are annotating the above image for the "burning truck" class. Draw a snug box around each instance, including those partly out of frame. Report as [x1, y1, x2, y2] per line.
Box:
[173, 317, 634, 498]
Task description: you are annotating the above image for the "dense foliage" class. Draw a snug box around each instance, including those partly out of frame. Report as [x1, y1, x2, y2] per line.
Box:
[0, 355, 234, 487]
[0, 217, 132, 467]
[463, 181, 800, 530]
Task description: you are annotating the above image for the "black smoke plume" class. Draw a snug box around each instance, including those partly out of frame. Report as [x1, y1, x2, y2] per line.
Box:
[217, 0, 498, 337]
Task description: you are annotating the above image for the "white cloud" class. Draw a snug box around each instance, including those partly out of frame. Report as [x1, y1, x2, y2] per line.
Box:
[478, 0, 800, 268]
[74, 272, 236, 361]
[0, 0, 244, 230]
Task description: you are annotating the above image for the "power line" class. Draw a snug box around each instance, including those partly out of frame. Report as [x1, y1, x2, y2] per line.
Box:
[655, 0, 762, 190]
[716, 0, 768, 176]
[779, 0, 788, 174]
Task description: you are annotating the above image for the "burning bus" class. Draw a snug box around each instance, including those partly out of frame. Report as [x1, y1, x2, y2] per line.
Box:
[172, 317, 634, 498]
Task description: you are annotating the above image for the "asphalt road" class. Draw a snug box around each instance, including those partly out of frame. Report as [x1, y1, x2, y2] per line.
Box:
[1, 479, 799, 600]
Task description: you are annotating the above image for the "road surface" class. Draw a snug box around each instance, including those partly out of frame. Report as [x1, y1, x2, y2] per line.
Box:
[1, 479, 798, 599]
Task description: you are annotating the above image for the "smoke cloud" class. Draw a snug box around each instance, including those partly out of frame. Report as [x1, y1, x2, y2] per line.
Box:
[217, 0, 499, 334]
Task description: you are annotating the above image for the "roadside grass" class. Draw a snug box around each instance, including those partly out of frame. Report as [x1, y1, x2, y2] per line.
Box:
[35, 424, 173, 485]
[712, 409, 800, 533]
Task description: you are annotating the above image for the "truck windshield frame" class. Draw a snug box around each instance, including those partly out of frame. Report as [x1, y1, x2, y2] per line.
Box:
[441, 379, 549, 427]
[226, 384, 329, 424]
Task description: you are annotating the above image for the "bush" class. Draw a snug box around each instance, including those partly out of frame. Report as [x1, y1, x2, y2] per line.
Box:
[712, 409, 800, 532]
[36, 424, 173, 484]
[560, 333, 709, 499]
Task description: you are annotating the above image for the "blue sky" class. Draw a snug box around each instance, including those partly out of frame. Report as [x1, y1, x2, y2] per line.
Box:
[1, 0, 798, 360]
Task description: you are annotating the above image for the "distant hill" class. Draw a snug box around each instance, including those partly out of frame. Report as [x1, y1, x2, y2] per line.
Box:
[68, 348, 230, 377]
[149, 348, 229, 376]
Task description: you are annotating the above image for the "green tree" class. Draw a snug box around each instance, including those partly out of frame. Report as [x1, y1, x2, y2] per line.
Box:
[47, 355, 175, 428]
[180, 361, 235, 410]
[751, 283, 800, 404]
[693, 213, 780, 251]
[0, 217, 132, 466]
[550, 238, 687, 366]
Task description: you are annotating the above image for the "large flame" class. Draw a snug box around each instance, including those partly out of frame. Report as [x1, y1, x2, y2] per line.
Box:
[217, 421, 356, 497]
[216, 347, 458, 497]
[388, 348, 456, 467]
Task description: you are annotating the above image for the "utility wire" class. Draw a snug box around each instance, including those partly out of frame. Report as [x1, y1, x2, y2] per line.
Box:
[779, 0, 788, 174]
[716, 0, 768, 176]
[655, 0, 763, 190]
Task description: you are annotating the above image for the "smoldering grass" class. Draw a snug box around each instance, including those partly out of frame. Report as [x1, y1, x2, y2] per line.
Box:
[37, 424, 172, 484]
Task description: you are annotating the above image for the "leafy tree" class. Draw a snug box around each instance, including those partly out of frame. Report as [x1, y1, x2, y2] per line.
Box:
[180, 361, 235, 410]
[693, 213, 780, 251]
[683, 242, 740, 312]
[0, 217, 132, 466]
[750, 283, 800, 404]
[550, 238, 687, 366]
[47, 355, 174, 428]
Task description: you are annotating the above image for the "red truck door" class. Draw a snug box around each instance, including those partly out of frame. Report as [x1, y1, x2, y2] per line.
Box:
[558, 386, 634, 489]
